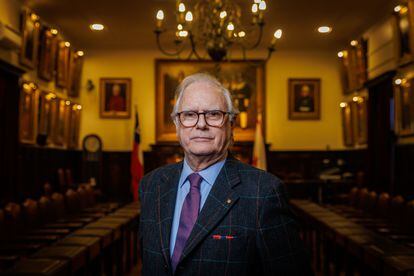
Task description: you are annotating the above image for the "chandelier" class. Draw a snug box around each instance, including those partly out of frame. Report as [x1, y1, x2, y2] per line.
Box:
[154, 0, 282, 62]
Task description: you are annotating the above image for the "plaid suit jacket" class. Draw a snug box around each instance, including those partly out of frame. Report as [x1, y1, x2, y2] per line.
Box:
[139, 157, 313, 276]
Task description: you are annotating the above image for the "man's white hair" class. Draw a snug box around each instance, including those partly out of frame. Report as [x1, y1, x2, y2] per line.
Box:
[171, 72, 239, 122]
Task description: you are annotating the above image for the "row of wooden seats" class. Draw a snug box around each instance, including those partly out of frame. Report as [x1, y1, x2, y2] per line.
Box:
[328, 187, 414, 247]
[0, 184, 140, 275]
[290, 194, 414, 275]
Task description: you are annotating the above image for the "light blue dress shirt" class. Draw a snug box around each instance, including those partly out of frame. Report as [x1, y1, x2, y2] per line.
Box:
[169, 158, 226, 257]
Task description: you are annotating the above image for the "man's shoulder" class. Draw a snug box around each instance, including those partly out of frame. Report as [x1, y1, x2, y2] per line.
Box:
[139, 162, 182, 193]
[142, 162, 182, 181]
[228, 158, 283, 191]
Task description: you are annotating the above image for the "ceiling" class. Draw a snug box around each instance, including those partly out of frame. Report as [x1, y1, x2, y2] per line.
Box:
[24, 0, 399, 53]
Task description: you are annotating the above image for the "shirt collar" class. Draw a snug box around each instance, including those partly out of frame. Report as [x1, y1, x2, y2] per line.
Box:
[179, 158, 226, 188]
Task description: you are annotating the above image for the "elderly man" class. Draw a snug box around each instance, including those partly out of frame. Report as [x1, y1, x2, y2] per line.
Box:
[139, 73, 313, 275]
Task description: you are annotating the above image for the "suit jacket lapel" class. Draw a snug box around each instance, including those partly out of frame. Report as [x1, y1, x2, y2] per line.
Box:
[179, 157, 241, 263]
[156, 162, 183, 271]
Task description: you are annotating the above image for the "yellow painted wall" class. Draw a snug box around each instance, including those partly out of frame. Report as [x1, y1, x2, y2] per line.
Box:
[80, 49, 345, 151]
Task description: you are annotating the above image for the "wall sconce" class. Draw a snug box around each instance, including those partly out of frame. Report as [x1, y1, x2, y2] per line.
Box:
[86, 79, 95, 92]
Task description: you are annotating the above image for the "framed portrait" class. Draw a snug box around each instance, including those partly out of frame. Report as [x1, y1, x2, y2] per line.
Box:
[394, 77, 414, 136]
[36, 91, 56, 145]
[99, 78, 131, 119]
[353, 96, 368, 145]
[288, 78, 320, 120]
[394, 2, 414, 65]
[56, 40, 70, 88]
[155, 59, 265, 142]
[68, 51, 84, 98]
[340, 39, 368, 94]
[20, 9, 40, 69]
[52, 98, 70, 147]
[67, 103, 82, 149]
[19, 82, 39, 144]
[341, 102, 354, 147]
[38, 27, 58, 81]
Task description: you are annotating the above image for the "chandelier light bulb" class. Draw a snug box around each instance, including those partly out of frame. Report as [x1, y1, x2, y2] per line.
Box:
[238, 31, 246, 38]
[350, 40, 358, 46]
[179, 30, 188, 37]
[177, 24, 183, 30]
[337, 51, 344, 58]
[185, 11, 193, 22]
[395, 78, 402, 85]
[178, 3, 186, 12]
[258, 1, 266, 11]
[274, 29, 282, 39]
[340, 102, 347, 108]
[50, 28, 58, 35]
[64, 41, 71, 47]
[220, 11, 227, 19]
[394, 5, 402, 12]
[227, 22, 234, 31]
[156, 10, 165, 20]
[76, 50, 84, 57]
[252, 3, 258, 13]
[254, 0, 261, 3]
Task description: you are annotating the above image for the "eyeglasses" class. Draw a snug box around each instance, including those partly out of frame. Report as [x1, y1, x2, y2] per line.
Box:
[176, 110, 232, 127]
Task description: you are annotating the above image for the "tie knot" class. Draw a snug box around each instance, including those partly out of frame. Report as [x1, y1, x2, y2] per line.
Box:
[188, 173, 202, 189]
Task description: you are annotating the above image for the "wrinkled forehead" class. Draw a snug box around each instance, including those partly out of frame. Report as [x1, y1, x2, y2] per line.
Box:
[180, 81, 227, 109]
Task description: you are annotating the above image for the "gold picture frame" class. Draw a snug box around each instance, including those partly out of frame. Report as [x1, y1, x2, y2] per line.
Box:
[288, 78, 320, 120]
[353, 96, 368, 145]
[341, 102, 354, 147]
[68, 51, 84, 97]
[56, 40, 70, 88]
[155, 59, 265, 142]
[20, 9, 40, 69]
[394, 2, 414, 65]
[19, 82, 38, 144]
[52, 98, 70, 147]
[99, 78, 131, 119]
[67, 103, 82, 149]
[37, 90, 56, 145]
[38, 27, 58, 81]
[394, 77, 414, 136]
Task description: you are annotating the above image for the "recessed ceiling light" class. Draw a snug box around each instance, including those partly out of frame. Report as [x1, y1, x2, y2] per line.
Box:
[318, 26, 332, 33]
[90, 23, 104, 31]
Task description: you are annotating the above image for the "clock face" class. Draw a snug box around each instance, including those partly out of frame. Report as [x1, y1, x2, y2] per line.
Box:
[84, 136, 101, 152]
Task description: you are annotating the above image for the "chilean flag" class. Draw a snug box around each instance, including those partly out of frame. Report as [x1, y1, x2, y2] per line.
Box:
[252, 113, 267, 171]
[131, 107, 144, 201]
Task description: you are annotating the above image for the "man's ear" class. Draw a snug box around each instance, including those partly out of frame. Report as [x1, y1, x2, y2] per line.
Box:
[230, 116, 236, 128]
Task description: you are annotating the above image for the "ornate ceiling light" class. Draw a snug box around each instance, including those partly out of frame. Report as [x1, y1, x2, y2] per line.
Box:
[154, 0, 282, 62]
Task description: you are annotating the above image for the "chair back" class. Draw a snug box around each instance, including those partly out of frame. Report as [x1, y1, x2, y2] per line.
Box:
[376, 192, 391, 219]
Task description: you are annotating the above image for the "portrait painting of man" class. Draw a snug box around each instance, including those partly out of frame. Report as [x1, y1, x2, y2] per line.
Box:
[288, 78, 320, 120]
[156, 59, 264, 142]
[99, 78, 131, 119]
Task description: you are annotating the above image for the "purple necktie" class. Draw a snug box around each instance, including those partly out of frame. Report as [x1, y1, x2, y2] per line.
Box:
[171, 173, 202, 272]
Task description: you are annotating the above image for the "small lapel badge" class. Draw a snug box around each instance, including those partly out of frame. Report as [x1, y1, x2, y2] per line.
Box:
[226, 199, 232, 204]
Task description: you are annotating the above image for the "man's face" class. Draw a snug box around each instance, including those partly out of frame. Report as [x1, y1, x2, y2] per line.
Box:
[176, 81, 232, 158]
